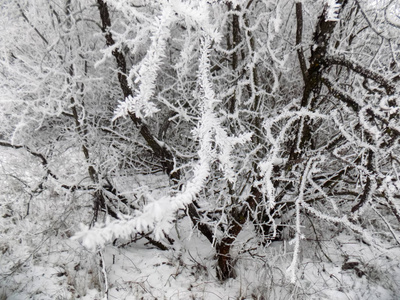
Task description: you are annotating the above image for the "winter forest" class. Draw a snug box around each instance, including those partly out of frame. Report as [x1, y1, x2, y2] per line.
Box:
[1, 0, 400, 299]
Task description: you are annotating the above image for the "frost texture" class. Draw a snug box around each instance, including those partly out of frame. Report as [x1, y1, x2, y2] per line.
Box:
[113, 0, 221, 121]
[326, 0, 341, 21]
[261, 107, 328, 208]
[113, 6, 174, 120]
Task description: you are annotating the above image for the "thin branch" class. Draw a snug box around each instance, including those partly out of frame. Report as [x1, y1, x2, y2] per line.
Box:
[372, 206, 400, 245]
[351, 150, 374, 213]
[355, 0, 391, 40]
[0, 140, 98, 192]
[15, 1, 49, 45]
[0, 141, 53, 175]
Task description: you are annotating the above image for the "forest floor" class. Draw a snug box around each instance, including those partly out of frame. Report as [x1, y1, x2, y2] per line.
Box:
[1, 148, 400, 300]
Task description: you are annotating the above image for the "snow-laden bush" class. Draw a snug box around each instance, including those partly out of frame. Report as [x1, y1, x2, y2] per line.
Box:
[1, 0, 400, 298]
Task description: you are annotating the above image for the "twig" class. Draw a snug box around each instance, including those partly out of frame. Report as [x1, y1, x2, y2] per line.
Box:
[372, 206, 400, 245]
[305, 214, 333, 263]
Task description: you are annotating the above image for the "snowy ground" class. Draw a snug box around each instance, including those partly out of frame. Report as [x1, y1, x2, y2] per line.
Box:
[1, 149, 400, 299]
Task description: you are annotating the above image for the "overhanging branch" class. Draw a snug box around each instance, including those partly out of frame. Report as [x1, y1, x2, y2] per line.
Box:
[324, 56, 396, 95]
[321, 77, 361, 111]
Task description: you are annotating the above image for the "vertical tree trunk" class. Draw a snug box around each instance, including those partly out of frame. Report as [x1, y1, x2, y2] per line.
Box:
[216, 213, 244, 280]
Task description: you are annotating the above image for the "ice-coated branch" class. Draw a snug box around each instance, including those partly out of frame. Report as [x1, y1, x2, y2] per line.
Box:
[114, 6, 175, 120]
[261, 108, 329, 208]
[73, 35, 229, 250]
[324, 56, 396, 95]
[198, 36, 252, 183]
[325, 0, 341, 21]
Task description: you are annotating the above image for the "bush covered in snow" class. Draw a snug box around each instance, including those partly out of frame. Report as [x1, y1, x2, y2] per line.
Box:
[1, 0, 400, 298]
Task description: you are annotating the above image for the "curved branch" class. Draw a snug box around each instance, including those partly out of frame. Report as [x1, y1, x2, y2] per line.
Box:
[0, 141, 53, 175]
[351, 150, 374, 213]
[321, 77, 361, 111]
[324, 56, 396, 95]
[321, 77, 400, 138]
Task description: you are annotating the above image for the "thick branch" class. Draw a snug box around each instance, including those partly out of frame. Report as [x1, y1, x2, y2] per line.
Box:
[216, 184, 262, 280]
[301, 0, 348, 107]
[96, 0, 177, 178]
[321, 77, 361, 111]
[226, 3, 241, 115]
[216, 206, 246, 280]
[324, 56, 396, 95]
[322, 77, 400, 138]
[296, 2, 308, 83]
[97, 0, 130, 97]
[288, 1, 348, 168]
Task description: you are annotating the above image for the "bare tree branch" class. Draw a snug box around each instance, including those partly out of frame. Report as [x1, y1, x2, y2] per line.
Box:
[296, 2, 308, 83]
[324, 56, 396, 95]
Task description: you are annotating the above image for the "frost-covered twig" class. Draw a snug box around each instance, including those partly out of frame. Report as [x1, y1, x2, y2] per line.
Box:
[114, 6, 174, 120]
[325, 0, 341, 21]
[324, 56, 396, 95]
[261, 107, 329, 208]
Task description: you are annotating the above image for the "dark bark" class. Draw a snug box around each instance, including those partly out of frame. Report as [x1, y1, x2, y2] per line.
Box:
[324, 56, 396, 95]
[287, 2, 348, 171]
[303, 3, 345, 107]
[216, 207, 246, 280]
[96, 0, 178, 180]
[216, 184, 262, 280]
[296, 2, 308, 83]
[351, 149, 374, 213]
[188, 203, 214, 244]
[215, 3, 266, 280]
[97, 0, 130, 98]
[226, 3, 241, 115]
